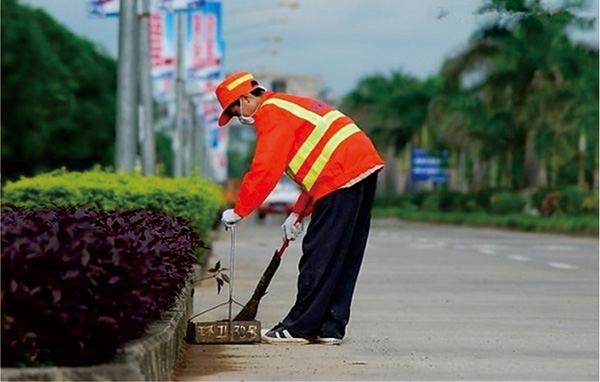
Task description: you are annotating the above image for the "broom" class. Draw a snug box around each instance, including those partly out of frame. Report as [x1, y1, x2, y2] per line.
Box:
[234, 214, 304, 321]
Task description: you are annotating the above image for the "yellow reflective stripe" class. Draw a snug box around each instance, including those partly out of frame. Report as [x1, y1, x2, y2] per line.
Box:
[262, 98, 321, 124]
[302, 124, 361, 190]
[262, 98, 347, 176]
[288, 110, 344, 174]
[226, 73, 254, 90]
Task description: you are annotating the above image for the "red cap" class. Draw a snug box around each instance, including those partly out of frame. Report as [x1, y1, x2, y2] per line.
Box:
[215, 71, 260, 126]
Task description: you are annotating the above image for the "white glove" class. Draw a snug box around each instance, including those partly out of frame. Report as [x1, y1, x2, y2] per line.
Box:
[281, 212, 304, 241]
[221, 209, 242, 228]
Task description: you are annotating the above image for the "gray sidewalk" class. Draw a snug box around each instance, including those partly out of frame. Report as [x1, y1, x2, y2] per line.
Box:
[172, 217, 599, 381]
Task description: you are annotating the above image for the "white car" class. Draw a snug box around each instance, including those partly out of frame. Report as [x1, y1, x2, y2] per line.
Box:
[258, 176, 301, 219]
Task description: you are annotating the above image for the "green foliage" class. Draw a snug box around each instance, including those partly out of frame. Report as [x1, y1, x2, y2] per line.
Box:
[411, 191, 429, 209]
[540, 190, 561, 216]
[341, 72, 438, 151]
[373, 207, 598, 235]
[557, 186, 598, 215]
[343, 0, 599, 193]
[418, 190, 468, 212]
[581, 192, 599, 215]
[2, 169, 226, 241]
[1, 0, 117, 181]
[373, 194, 412, 209]
[490, 192, 526, 215]
[530, 187, 556, 210]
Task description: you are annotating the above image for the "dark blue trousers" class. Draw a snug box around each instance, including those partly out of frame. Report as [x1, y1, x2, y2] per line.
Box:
[281, 172, 378, 339]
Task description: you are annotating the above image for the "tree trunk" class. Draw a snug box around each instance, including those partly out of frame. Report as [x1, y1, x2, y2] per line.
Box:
[472, 156, 486, 191]
[488, 157, 498, 188]
[578, 132, 586, 189]
[524, 129, 542, 189]
[381, 144, 400, 194]
[449, 150, 459, 191]
[458, 148, 467, 192]
[538, 159, 548, 188]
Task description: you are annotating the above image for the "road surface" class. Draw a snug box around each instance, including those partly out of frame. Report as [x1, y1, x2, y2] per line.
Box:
[172, 217, 598, 381]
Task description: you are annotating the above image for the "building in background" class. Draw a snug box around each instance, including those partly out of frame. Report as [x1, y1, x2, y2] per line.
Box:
[254, 72, 322, 99]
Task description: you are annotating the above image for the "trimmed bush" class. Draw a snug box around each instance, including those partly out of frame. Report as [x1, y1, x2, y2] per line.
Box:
[411, 191, 429, 209]
[582, 192, 599, 215]
[2, 168, 225, 241]
[421, 191, 442, 211]
[540, 191, 561, 216]
[420, 190, 468, 212]
[558, 186, 586, 214]
[372, 207, 598, 235]
[470, 188, 503, 212]
[1, 207, 200, 367]
[490, 192, 526, 215]
[373, 194, 412, 208]
[531, 187, 557, 211]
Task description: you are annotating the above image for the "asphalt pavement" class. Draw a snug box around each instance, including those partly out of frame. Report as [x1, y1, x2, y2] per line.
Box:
[172, 216, 599, 381]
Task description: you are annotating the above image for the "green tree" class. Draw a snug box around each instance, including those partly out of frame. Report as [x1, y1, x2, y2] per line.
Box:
[441, 0, 596, 190]
[1, 0, 117, 181]
[342, 71, 436, 193]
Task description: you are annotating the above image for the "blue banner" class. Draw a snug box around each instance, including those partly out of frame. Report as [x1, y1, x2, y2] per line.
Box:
[411, 148, 449, 183]
[185, 1, 224, 80]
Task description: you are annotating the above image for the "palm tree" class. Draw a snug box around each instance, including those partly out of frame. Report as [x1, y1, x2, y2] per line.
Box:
[342, 71, 435, 193]
[441, 0, 595, 190]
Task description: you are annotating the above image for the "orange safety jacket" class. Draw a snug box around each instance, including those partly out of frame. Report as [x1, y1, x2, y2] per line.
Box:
[233, 91, 385, 218]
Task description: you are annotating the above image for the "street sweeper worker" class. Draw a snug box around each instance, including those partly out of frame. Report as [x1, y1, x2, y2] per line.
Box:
[216, 71, 384, 345]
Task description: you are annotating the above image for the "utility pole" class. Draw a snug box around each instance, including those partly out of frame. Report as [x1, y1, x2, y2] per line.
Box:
[173, 13, 185, 177]
[189, 98, 203, 177]
[138, 0, 156, 176]
[115, 0, 138, 173]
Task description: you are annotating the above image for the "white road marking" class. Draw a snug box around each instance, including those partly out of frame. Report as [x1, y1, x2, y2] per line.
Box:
[473, 244, 510, 250]
[507, 255, 530, 262]
[548, 262, 578, 270]
[535, 245, 579, 251]
[409, 242, 445, 250]
[471, 244, 509, 255]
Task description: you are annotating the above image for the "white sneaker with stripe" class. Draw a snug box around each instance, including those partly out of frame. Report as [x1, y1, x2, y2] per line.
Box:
[261, 327, 310, 345]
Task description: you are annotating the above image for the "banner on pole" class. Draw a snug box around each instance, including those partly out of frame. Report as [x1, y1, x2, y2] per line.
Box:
[88, 0, 120, 18]
[88, 0, 206, 18]
[149, 12, 176, 79]
[185, 1, 225, 80]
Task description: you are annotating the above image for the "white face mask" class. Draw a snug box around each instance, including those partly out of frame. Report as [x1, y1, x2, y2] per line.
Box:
[238, 100, 255, 125]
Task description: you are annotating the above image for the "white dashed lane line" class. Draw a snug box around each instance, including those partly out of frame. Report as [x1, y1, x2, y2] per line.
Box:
[507, 255, 530, 262]
[547, 262, 579, 270]
[534, 245, 579, 251]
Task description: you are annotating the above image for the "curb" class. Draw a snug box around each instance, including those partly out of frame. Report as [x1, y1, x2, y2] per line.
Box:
[1, 274, 194, 382]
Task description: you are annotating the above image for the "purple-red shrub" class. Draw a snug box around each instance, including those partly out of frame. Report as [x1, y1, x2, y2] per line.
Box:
[1, 207, 201, 367]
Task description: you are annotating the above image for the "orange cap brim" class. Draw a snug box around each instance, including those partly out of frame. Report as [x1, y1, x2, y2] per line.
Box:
[218, 111, 232, 127]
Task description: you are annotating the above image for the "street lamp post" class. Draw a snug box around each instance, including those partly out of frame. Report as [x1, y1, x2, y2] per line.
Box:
[173, 12, 185, 178]
[138, 0, 156, 176]
[115, 0, 138, 173]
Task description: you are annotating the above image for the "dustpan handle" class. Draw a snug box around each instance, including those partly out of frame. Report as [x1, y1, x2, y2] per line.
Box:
[228, 226, 235, 324]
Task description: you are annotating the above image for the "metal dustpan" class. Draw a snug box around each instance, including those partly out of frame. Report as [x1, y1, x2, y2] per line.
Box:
[185, 227, 261, 344]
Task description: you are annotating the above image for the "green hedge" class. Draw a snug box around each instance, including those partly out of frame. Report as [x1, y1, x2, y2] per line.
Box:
[2, 169, 225, 241]
[373, 207, 599, 235]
